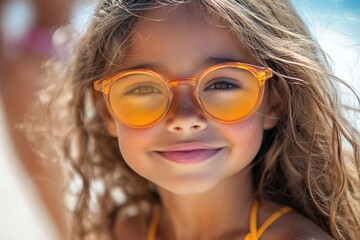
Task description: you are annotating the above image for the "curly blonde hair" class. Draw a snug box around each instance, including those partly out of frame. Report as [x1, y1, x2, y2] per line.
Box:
[30, 0, 360, 239]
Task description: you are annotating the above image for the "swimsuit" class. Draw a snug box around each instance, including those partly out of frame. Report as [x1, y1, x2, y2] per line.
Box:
[244, 199, 292, 240]
[147, 198, 293, 240]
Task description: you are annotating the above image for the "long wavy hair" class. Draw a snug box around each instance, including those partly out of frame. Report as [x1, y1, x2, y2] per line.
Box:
[30, 0, 360, 239]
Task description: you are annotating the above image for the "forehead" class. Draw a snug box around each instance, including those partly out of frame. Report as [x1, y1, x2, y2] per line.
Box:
[122, 5, 258, 75]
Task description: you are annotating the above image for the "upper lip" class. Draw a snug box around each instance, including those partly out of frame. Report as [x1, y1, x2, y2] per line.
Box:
[154, 142, 225, 152]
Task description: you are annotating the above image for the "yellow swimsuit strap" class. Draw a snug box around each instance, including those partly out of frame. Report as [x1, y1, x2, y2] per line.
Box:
[245, 198, 293, 240]
[147, 198, 293, 240]
[147, 209, 160, 240]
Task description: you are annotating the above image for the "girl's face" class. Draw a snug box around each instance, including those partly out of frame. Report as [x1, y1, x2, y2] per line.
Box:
[105, 7, 279, 195]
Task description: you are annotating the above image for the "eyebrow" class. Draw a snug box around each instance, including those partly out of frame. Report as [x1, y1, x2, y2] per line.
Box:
[121, 63, 159, 72]
[201, 56, 247, 66]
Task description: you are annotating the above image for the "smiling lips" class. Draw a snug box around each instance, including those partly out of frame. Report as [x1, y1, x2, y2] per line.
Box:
[154, 143, 224, 163]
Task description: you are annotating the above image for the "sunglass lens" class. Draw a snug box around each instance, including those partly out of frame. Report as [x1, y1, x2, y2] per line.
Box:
[199, 67, 261, 122]
[109, 73, 169, 127]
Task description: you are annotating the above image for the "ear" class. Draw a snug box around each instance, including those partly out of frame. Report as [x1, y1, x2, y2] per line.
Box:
[94, 92, 118, 137]
[262, 82, 284, 130]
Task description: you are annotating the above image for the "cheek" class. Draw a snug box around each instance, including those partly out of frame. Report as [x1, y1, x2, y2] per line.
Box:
[223, 113, 264, 166]
[115, 124, 153, 173]
[228, 113, 264, 135]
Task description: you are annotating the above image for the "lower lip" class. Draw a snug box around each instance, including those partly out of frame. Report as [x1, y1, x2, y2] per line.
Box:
[155, 148, 223, 164]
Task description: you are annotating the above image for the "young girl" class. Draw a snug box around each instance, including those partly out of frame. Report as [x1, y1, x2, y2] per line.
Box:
[35, 0, 360, 239]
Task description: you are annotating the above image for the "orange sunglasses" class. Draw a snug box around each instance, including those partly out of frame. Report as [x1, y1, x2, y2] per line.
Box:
[94, 62, 273, 128]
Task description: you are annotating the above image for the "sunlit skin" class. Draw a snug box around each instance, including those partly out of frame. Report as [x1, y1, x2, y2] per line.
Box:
[104, 6, 285, 240]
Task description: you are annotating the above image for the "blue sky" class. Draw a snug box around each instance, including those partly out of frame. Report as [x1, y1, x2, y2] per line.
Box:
[292, 0, 360, 39]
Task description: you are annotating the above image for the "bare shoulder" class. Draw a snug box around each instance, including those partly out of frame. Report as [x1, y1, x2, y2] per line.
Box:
[261, 204, 334, 240]
[112, 207, 149, 240]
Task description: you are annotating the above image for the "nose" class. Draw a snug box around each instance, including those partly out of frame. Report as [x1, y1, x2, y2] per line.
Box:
[165, 86, 208, 134]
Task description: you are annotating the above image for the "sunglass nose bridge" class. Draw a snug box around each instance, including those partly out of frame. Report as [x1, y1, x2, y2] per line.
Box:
[168, 77, 197, 87]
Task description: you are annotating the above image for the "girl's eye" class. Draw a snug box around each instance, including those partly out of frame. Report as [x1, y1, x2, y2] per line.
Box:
[204, 78, 241, 91]
[124, 84, 162, 96]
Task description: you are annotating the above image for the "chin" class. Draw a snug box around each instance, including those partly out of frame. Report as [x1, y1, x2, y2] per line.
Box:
[156, 175, 221, 196]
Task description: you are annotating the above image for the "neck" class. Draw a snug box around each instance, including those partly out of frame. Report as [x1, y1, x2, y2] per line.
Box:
[156, 169, 255, 240]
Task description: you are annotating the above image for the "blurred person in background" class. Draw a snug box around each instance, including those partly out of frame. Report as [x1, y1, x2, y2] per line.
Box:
[0, 0, 74, 238]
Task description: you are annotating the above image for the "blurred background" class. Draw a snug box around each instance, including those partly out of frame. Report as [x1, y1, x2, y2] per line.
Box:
[0, 0, 359, 239]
